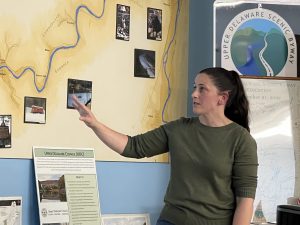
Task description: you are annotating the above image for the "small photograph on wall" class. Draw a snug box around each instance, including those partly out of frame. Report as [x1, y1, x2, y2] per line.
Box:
[67, 79, 92, 109]
[0, 115, 11, 148]
[134, 49, 155, 78]
[116, 4, 130, 41]
[147, 7, 162, 41]
[102, 213, 150, 225]
[24, 97, 46, 124]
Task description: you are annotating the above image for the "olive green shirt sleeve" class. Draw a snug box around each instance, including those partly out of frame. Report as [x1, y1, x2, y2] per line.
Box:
[232, 129, 258, 198]
[122, 125, 169, 158]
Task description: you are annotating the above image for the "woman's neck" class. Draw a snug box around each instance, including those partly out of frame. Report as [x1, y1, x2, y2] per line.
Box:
[198, 114, 232, 127]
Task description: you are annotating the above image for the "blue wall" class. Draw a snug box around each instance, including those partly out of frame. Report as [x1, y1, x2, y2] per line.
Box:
[188, 0, 214, 116]
[0, 1, 215, 225]
[0, 159, 170, 225]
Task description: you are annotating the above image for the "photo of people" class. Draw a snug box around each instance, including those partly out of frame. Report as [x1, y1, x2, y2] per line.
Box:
[37, 174, 67, 203]
[67, 79, 92, 109]
[116, 4, 130, 41]
[134, 49, 155, 78]
[0, 115, 11, 148]
[147, 8, 162, 41]
[24, 97, 46, 124]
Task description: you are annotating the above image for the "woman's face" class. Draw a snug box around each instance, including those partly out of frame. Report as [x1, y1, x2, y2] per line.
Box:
[191, 73, 223, 116]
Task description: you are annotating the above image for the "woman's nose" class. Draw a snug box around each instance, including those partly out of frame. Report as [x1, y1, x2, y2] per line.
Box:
[191, 89, 197, 98]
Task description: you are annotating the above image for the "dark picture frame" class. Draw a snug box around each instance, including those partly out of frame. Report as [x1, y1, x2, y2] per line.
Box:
[116, 4, 130, 41]
[0, 115, 11, 148]
[24, 97, 46, 124]
[67, 78, 92, 109]
[134, 49, 155, 78]
[147, 7, 162, 41]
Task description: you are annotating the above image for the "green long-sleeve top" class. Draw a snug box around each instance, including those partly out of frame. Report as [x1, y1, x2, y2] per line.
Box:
[122, 117, 258, 225]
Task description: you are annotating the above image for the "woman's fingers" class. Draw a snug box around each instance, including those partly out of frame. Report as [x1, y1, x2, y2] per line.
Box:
[71, 95, 95, 128]
[72, 95, 88, 114]
[72, 95, 82, 108]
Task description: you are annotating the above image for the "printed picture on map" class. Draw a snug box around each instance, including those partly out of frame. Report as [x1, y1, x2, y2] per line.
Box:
[134, 49, 155, 78]
[116, 4, 130, 41]
[67, 79, 92, 109]
[147, 8, 162, 41]
[0, 115, 11, 148]
[24, 97, 46, 124]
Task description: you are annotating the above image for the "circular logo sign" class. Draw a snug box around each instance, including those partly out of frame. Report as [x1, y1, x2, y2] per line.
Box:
[221, 8, 297, 77]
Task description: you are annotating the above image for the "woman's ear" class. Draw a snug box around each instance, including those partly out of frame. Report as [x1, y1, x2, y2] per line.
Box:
[218, 91, 229, 106]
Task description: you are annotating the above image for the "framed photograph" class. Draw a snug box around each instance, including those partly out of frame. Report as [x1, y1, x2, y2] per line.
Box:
[214, 1, 300, 79]
[0, 196, 22, 225]
[102, 214, 151, 225]
[147, 8, 162, 41]
[0, 115, 11, 148]
[67, 78, 92, 109]
[24, 97, 46, 124]
[134, 49, 155, 78]
[116, 4, 130, 41]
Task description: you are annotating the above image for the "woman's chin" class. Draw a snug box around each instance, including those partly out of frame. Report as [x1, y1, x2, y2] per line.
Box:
[192, 108, 201, 115]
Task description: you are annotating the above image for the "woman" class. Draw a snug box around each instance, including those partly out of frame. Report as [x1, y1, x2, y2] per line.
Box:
[72, 67, 258, 225]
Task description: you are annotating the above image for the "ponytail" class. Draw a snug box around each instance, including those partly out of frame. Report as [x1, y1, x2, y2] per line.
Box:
[199, 67, 250, 132]
[225, 71, 250, 132]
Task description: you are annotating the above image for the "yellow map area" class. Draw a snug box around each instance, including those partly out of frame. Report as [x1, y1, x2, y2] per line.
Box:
[0, 0, 188, 161]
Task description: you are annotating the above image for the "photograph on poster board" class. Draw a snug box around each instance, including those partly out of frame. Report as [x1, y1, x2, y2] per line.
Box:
[147, 8, 162, 41]
[37, 174, 67, 203]
[0, 115, 11, 148]
[0, 196, 22, 225]
[214, 1, 300, 79]
[33, 147, 101, 225]
[134, 49, 155, 78]
[116, 4, 130, 41]
[24, 97, 46, 124]
[67, 79, 92, 109]
[102, 213, 150, 225]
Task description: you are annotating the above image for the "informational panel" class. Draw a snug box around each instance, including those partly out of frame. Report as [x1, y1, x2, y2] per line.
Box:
[33, 147, 101, 225]
[0, 0, 189, 162]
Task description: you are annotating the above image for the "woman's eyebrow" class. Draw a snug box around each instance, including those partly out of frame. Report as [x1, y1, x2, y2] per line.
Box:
[195, 83, 206, 87]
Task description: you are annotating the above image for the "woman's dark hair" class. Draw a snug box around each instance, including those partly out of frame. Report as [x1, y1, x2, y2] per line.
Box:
[199, 67, 250, 132]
